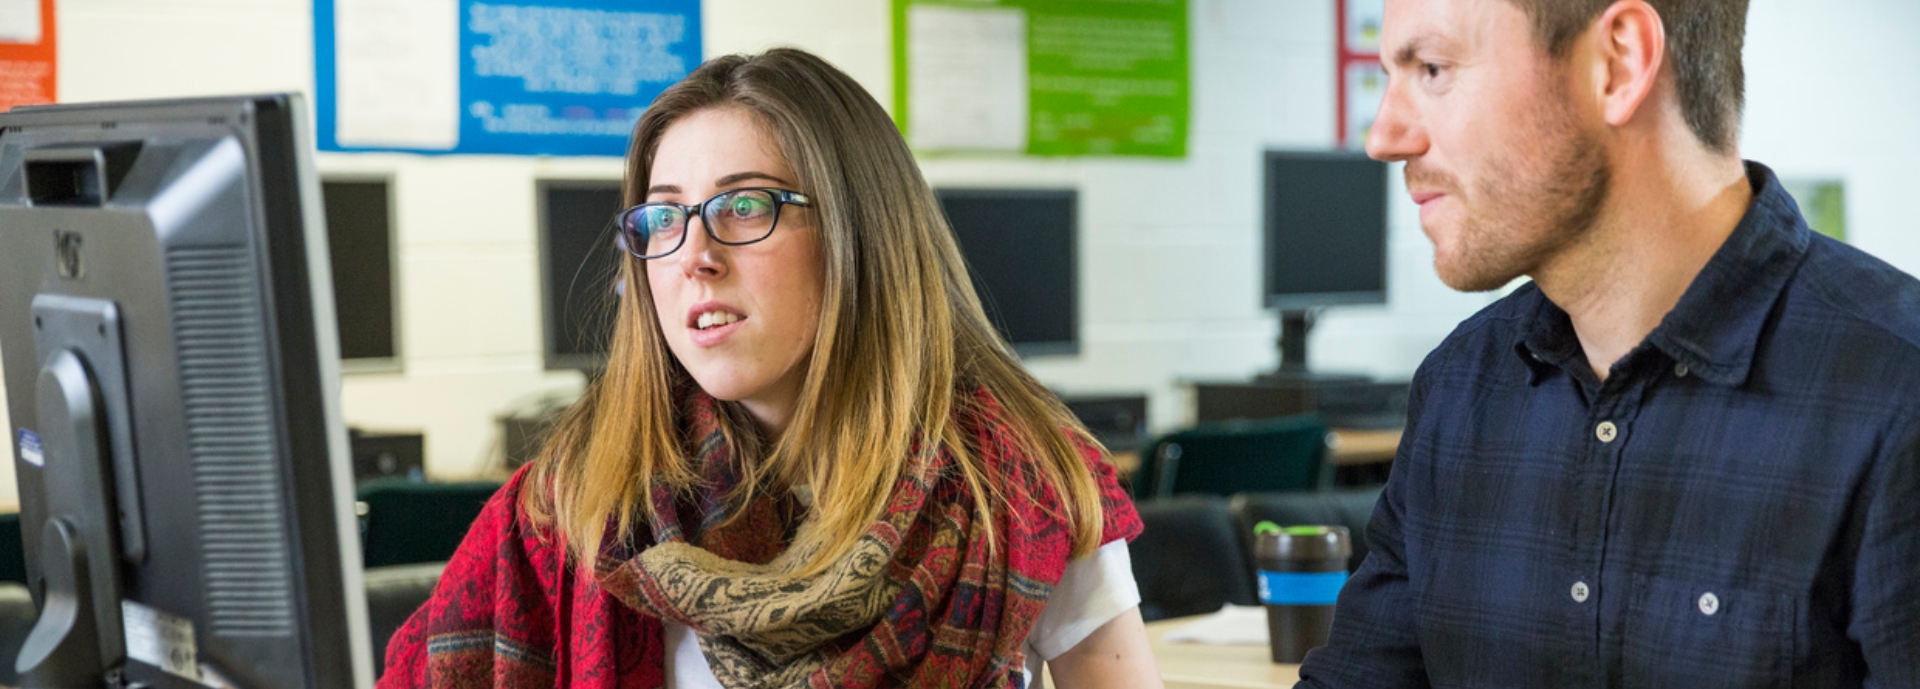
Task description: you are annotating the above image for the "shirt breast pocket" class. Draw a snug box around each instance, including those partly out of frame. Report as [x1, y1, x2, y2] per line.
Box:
[1624, 574, 1798, 689]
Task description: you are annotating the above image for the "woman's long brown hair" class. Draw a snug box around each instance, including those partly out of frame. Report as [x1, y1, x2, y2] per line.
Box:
[522, 48, 1108, 577]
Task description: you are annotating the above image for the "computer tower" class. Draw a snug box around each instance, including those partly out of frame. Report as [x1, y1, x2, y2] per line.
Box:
[1062, 394, 1150, 453]
[348, 430, 424, 484]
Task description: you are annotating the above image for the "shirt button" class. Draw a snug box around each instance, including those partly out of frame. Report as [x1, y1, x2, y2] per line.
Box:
[1571, 581, 1590, 603]
[1595, 421, 1619, 443]
[1698, 592, 1720, 616]
[1674, 363, 1690, 378]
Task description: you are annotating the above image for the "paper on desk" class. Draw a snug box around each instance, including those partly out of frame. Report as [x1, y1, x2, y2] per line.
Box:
[1162, 605, 1270, 645]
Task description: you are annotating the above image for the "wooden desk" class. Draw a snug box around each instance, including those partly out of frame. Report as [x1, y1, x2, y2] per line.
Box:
[1323, 428, 1400, 466]
[1147, 615, 1299, 689]
[1108, 428, 1400, 477]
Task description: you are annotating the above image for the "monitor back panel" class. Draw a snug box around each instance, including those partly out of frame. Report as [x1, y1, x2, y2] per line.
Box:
[0, 95, 369, 689]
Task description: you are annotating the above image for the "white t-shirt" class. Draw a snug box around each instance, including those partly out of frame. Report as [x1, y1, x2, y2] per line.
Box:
[662, 539, 1140, 688]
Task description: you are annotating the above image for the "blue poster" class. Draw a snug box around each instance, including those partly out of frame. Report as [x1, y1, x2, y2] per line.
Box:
[314, 0, 701, 156]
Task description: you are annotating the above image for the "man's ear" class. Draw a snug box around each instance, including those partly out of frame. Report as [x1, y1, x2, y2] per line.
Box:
[1593, 1, 1666, 127]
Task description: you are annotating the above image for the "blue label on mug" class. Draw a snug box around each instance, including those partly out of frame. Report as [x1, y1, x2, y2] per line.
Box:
[1258, 570, 1347, 605]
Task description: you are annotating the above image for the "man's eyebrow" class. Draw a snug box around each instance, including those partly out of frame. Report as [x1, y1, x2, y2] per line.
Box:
[1390, 35, 1436, 68]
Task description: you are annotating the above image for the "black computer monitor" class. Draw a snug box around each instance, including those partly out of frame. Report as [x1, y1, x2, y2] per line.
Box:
[935, 188, 1079, 358]
[537, 179, 624, 374]
[321, 178, 399, 369]
[1262, 150, 1388, 379]
[0, 95, 373, 688]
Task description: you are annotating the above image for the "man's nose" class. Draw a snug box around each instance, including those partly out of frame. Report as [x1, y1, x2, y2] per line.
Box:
[1366, 78, 1428, 163]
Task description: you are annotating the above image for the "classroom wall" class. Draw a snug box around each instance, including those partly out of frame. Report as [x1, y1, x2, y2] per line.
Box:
[1, 0, 1917, 489]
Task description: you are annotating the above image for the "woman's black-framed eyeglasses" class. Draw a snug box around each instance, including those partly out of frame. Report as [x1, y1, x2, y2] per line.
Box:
[616, 188, 813, 259]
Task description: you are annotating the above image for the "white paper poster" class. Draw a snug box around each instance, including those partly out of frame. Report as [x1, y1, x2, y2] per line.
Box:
[317, 0, 699, 155]
[906, 4, 1029, 153]
[1345, 0, 1384, 54]
[332, 0, 461, 150]
[1344, 61, 1386, 149]
[0, 0, 42, 44]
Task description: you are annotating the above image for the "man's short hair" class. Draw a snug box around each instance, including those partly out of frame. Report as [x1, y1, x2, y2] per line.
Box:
[1508, 0, 1748, 154]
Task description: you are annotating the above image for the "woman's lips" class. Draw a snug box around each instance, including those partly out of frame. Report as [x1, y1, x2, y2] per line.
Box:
[688, 318, 744, 347]
[685, 301, 748, 347]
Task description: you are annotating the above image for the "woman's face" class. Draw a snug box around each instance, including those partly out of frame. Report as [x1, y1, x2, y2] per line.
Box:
[644, 107, 825, 434]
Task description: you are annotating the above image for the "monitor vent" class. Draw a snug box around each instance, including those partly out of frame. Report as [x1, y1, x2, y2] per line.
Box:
[167, 245, 295, 637]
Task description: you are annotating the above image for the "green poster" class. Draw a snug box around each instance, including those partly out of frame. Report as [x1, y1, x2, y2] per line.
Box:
[892, 0, 1189, 158]
[1781, 179, 1847, 242]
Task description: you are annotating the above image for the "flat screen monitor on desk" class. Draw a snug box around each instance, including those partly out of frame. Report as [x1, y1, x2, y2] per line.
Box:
[0, 95, 373, 687]
[320, 178, 399, 371]
[537, 179, 624, 374]
[936, 188, 1078, 358]
[1262, 151, 1388, 381]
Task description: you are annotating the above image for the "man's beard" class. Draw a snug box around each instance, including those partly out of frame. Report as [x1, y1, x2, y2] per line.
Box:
[1411, 100, 1613, 293]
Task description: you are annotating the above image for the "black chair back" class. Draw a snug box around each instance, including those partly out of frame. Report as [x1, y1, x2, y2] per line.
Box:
[1128, 495, 1258, 622]
[1134, 415, 1329, 499]
[0, 513, 22, 586]
[365, 562, 446, 676]
[358, 478, 503, 568]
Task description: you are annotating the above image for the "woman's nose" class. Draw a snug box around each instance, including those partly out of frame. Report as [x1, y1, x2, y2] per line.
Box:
[679, 216, 727, 279]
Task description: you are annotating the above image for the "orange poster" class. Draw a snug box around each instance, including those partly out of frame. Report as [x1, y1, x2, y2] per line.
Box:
[0, 0, 56, 112]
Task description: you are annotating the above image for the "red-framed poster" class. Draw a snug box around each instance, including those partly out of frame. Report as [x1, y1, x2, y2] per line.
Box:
[1336, 0, 1383, 148]
[0, 0, 57, 113]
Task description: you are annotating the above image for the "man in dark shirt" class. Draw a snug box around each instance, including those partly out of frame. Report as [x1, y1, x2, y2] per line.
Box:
[1297, 0, 1920, 687]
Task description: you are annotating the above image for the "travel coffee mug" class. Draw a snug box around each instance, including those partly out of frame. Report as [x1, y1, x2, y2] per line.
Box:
[1252, 522, 1351, 664]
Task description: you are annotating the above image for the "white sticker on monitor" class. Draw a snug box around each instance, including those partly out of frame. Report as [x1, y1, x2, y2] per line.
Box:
[17, 429, 43, 467]
[122, 600, 203, 683]
[198, 663, 241, 689]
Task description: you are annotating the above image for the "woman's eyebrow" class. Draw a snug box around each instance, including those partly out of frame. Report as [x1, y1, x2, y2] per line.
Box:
[647, 172, 794, 197]
[715, 171, 793, 187]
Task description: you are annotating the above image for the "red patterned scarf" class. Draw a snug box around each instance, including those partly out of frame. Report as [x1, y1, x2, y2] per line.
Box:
[379, 389, 1141, 688]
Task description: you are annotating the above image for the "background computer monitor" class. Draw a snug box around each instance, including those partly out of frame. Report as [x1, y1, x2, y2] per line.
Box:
[935, 188, 1079, 358]
[0, 95, 373, 688]
[537, 179, 624, 374]
[321, 177, 399, 369]
[1262, 150, 1389, 378]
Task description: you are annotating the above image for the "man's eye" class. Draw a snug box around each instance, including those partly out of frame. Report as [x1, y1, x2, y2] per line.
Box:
[1423, 63, 1444, 79]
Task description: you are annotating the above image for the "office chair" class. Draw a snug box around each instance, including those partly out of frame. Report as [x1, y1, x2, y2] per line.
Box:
[1128, 495, 1259, 622]
[1133, 415, 1331, 499]
[357, 478, 504, 568]
[364, 561, 446, 674]
[0, 513, 21, 586]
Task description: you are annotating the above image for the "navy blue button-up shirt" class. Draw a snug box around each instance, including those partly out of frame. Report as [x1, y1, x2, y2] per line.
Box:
[1298, 163, 1920, 688]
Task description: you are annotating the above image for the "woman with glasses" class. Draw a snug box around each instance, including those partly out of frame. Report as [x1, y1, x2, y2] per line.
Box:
[380, 48, 1159, 688]
[380, 49, 1144, 689]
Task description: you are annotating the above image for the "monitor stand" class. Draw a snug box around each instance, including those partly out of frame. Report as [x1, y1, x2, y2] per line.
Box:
[1255, 309, 1371, 386]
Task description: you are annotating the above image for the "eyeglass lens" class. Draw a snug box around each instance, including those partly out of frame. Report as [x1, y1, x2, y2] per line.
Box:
[624, 189, 781, 257]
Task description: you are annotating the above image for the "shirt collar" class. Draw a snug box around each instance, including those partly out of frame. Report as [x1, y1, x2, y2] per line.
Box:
[1515, 161, 1812, 387]
[1515, 290, 1577, 385]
